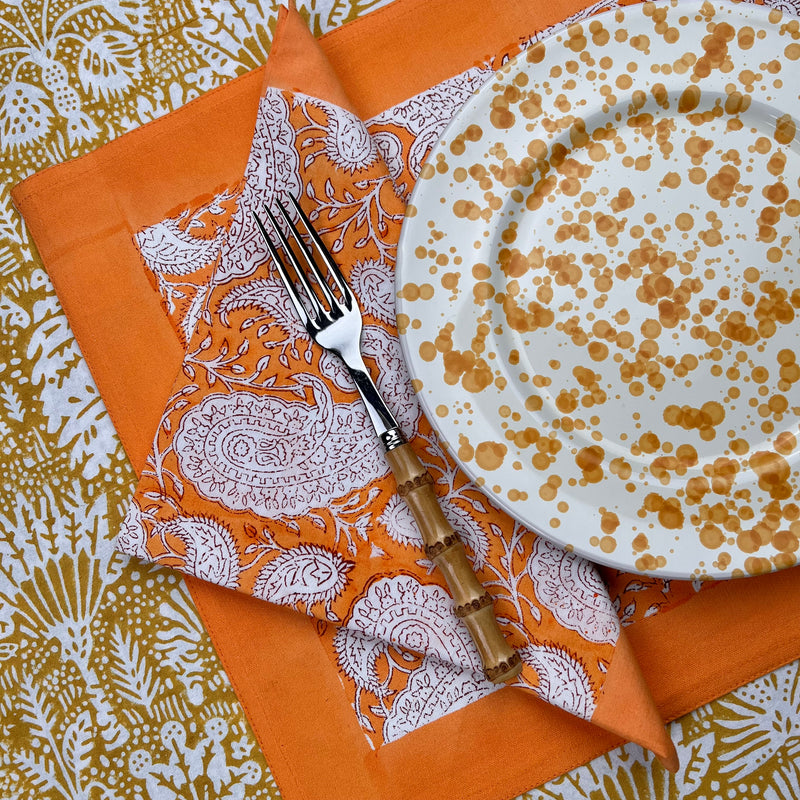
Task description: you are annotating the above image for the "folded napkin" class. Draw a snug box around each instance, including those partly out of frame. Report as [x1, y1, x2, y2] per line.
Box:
[118, 0, 677, 766]
[14, 0, 800, 798]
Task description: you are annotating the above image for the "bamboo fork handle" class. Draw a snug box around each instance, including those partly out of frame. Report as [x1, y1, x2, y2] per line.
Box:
[384, 443, 522, 684]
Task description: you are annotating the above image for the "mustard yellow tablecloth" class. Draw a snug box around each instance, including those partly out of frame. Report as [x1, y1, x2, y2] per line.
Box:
[3, 1, 800, 798]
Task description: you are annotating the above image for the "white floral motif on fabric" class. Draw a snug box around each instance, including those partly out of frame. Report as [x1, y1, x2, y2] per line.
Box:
[173, 381, 387, 517]
[527, 537, 620, 645]
[309, 99, 379, 173]
[349, 258, 395, 325]
[332, 626, 495, 745]
[378, 495, 420, 548]
[0, 80, 54, 151]
[217, 276, 307, 342]
[382, 656, 496, 743]
[152, 515, 243, 589]
[370, 67, 493, 179]
[134, 214, 225, 277]
[77, 30, 144, 100]
[370, 129, 405, 185]
[716, 661, 800, 781]
[343, 574, 482, 672]
[127, 717, 263, 797]
[519, 644, 596, 719]
[254, 544, 354, 618]
[334, 626, 394, 698]
[116, 499, 149, 561]
[28, 299, 116, 481]
[217, 89, 302, 284]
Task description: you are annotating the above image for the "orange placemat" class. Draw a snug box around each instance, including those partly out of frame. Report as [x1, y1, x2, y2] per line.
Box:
[13, 0, 800, 797]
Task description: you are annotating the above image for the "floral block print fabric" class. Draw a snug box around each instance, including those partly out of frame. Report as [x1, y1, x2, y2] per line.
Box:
[5, 0, 800, 799]
[120, 81, 624, 742]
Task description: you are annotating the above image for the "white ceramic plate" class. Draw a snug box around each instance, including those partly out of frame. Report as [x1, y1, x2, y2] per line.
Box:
[397, 0, 800, 579]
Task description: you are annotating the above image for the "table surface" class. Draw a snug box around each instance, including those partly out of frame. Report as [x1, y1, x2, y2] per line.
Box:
[2, 1, 800, 798]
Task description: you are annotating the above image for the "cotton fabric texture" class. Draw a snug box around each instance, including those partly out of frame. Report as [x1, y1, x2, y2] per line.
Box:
[12, 0, 800, 798]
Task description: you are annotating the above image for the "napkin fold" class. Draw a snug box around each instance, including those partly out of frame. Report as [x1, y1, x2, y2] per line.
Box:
[117, 1, 677, 769]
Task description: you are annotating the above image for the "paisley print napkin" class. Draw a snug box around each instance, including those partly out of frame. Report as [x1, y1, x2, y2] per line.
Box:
[116, 2, 676, 766]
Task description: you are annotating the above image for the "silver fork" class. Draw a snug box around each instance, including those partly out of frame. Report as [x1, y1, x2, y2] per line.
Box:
[253, 196, 521, 684]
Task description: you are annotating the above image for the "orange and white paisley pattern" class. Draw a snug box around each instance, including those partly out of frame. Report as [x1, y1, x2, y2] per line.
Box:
[527, 537, 620, 644]
[382, 656, 498, 743]
[172, 382, 388, 516]
[121, 81, 624, 743]
[519, 644, 595, 718]
[344, 574, 484, 670]
[253, 540, 355, 618]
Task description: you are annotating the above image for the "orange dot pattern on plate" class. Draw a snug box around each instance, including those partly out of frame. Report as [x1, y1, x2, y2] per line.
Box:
[398, 0, 800, 579]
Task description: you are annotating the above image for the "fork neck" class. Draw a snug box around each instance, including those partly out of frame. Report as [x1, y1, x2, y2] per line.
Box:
[346, 364, 405, 451]
[380, 426, 406, 451]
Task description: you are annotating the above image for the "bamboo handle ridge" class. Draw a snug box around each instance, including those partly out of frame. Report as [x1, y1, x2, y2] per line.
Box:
[384, 443, 522, 684]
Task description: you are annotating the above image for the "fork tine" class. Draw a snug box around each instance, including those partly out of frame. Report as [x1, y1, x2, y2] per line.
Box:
[286, 195, 354, 307]
[263, 203, 325, 315]
[276, 197, 353, 314]
[251, 208, 311, 329]
[273, 200, 340, 312]
[265, 201, 340, 327]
